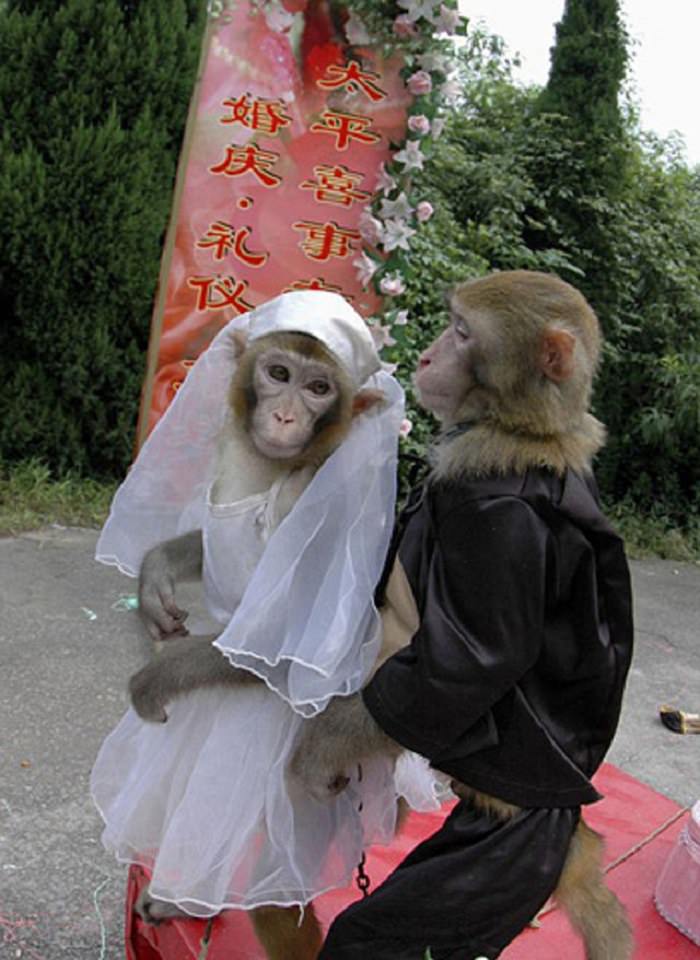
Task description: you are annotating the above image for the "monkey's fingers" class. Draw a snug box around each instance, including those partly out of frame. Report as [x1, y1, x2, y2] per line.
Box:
[142, 601, 189, 640]
[129, 670, 169, 724]
[327, 774, 351, 795]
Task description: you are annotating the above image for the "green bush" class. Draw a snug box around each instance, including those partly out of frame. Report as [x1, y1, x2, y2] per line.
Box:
[0, 0, 204, 477]
[0, 2, 697, 535]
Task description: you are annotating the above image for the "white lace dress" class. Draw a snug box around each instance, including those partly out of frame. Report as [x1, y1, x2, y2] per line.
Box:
[91, 476, 439, 917]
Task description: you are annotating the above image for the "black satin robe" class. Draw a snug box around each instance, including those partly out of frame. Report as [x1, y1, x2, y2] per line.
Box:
[365, 466, 633, 808]
[319, 467, 633, 960]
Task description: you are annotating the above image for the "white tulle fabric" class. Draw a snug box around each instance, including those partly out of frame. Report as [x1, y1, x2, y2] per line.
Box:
[91, 293, 442, 915]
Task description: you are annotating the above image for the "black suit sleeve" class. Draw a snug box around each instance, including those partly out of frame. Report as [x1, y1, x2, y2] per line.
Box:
[363, 496, 552, 762]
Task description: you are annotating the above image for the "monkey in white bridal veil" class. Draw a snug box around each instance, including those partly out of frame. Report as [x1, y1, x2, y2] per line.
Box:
[91, 291, 440, 960]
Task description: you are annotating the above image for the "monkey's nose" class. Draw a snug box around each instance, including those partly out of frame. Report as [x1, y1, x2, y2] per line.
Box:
[274, 412, 295, 424]
[418, 356, 431, 368]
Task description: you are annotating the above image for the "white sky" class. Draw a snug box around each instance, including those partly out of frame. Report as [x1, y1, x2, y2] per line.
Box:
[459, 0, 700, 165]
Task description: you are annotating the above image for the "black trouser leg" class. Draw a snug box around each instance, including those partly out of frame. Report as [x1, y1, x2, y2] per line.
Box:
[319, 801, 579, 960]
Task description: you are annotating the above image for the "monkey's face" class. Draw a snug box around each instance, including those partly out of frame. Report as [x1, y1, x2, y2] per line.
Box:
[414, 309, 486, 424]
[249, 347, 341, 460]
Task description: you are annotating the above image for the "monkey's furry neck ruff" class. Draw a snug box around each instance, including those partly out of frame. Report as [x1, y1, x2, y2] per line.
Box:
[432, 413, 606, 480]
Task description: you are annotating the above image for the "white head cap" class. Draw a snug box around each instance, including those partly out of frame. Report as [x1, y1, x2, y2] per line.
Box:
[247, 291, 381, 387]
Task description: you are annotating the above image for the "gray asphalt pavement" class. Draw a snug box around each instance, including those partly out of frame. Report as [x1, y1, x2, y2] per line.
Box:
[1, 526, 698, 959]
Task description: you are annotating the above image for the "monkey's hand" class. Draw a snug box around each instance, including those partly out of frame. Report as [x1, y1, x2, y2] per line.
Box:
[129, 635, 260, 722]
[138, 532, 203, 641]
[289, 693, 402, 802]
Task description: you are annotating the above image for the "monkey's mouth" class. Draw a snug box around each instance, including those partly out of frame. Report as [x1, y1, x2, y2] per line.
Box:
[252, 434, 305, 460]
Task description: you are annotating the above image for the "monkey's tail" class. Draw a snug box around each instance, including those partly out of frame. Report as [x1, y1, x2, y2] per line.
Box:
[555, 819, 634, 960]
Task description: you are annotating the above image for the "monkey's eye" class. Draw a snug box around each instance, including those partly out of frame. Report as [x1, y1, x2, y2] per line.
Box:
[307, 379, 331, 396]
[453, 322, 469, 341]
[268, 365, 290, 382]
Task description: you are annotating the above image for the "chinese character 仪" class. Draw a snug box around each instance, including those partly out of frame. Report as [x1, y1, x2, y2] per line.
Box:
[310, 111, 380, 152]
[196, 222, 268, 267]
[300, 164, 371, 208]
[187, 276, 254, 313]
[292, 220, 361, 262]
[317, 60, 388, 103]
[209, 144, 282, 187]
[220, 95, 292, 137]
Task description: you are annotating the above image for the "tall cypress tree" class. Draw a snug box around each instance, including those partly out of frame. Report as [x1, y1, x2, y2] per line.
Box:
[527, 0, 629, 328]
[0, 0, 204, 477]
[539, 0, 627, 172]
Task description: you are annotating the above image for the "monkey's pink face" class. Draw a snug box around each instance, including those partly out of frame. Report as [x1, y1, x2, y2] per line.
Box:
[414, 310, 480, 422]
[250, 348, 340, 459]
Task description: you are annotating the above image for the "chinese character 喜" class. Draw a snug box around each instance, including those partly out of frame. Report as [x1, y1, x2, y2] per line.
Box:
[299, 164, 371, 208]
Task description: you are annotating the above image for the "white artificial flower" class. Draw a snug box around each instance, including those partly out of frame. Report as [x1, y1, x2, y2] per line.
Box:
[380, 191, 414, 221]
[394, 309, 409, 326]
[393, 140, 426, 172]
[375, 162, 398, 196]
[431, 116, 446, 138]
[370, 323, 397, 350]
[433, 4, 461, 35]
[353, 252, 379, 287]
[344, 10, 372, 45]
[358, 209, 384, 245]
[399, 418, 413, 437]
[417, 51, 449, 74]
[382, 218, 416, 252]
[264, 1, 295, 33]
[440, 78, 461, 105]
[398, 0, 438, 23]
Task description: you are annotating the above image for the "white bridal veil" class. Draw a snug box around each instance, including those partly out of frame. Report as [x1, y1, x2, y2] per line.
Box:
[96, 290, 405, 714]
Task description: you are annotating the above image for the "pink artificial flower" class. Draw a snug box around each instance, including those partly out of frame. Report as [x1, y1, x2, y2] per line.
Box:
[408, 114, 431, 136]
[380, 273, 407, 297]
[416, 201, 434, 222]
[407, 70, 433, 97]
[393, 15, 418, 38]
[434, 4, 461, 35]
[399, 418, 413, 438]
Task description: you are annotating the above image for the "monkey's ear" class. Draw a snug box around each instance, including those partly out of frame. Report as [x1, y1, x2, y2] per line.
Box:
[540, 329, 576, 383]
[231, 329, 249, 358]
[352, 389, 385, 417]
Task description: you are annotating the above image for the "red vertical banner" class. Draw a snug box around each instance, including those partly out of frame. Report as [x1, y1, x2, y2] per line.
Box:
[138, 0, 410, 443]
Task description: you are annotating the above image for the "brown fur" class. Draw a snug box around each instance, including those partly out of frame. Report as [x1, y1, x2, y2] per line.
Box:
[251, 904, 323, 960]
[451, 784, 632, 960]
[556, 820, 634, 960]
[230, 332, 355, 468]
[433, 271, 605, 480]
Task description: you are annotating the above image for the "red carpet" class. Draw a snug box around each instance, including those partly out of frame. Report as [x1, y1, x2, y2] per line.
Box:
[126, 763, 698, 958]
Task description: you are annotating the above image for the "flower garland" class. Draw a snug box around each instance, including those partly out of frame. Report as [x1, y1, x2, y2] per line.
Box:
[344, 0, 466, 354]
[247, 0, 467, 355]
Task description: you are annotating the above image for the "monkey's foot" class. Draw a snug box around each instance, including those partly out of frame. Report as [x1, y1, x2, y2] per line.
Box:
[135, 888, 196, 925]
